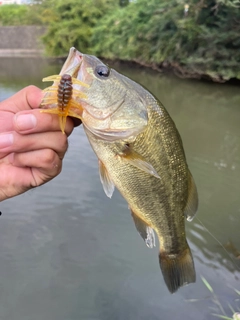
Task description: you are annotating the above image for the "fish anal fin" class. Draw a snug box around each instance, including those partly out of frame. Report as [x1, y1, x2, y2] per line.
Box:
[131, 209, 156, 248]
[120, 146, 160, 179]
[184, 171, 198, 221]
[159, 245, 196, 294]
[99, 160, 115, 198]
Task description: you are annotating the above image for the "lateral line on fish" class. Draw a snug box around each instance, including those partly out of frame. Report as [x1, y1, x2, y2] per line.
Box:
[196, 217, 240, 271]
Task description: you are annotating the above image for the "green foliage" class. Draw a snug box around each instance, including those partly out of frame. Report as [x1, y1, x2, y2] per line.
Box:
[1, 0, 239, 81]
[91, 0, 240, 81]
[0, 4, 29, 25]
[0, 3, 49, 26]
[92, 0, 185, 61]
[40, 0, 117, 56]
[119, 0, 129, 7]
[202, 277, 240, 319]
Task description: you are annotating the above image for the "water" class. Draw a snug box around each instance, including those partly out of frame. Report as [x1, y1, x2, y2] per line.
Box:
[0, 57, 240, 320]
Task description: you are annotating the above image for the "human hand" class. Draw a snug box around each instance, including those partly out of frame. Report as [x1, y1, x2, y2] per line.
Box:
[0, 85, 75, 201]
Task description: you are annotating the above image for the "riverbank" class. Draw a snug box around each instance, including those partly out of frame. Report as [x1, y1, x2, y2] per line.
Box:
[0, 26, 45, 57]
[1, 1, 240, 83]
[0, 23, 238, 84]
[0, 49, 44, 58]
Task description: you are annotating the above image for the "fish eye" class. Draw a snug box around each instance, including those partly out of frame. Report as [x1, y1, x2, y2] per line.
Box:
[95, 65, 110, 78]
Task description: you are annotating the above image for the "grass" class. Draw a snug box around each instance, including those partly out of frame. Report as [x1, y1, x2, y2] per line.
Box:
[201, 277, 240, 320]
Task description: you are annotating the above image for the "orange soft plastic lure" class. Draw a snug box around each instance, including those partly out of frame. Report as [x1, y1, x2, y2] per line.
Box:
[41, 74, 89, 133]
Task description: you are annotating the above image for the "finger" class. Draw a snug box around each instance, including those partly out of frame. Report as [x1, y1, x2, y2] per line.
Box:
[0, 131, 68, 160]
[13, 109, 74, 137]
[1, 86, 43, 113]
[0, 111, 15, 132]
[9, 149, 62, 186]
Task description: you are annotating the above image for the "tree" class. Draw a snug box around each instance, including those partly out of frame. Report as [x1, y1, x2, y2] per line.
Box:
[41, 0, 117, 56]
[91, 0, 240, 81]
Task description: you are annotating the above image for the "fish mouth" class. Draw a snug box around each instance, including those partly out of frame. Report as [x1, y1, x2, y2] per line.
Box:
[60, 47, 83, 77]
[62, 48, 126, 121]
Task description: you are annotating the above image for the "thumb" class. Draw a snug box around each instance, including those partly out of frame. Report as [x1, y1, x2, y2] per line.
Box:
[1, 86, 43, 113]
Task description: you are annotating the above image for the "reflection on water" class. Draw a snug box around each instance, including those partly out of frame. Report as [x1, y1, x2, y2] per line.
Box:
[0, 58, 240, 320]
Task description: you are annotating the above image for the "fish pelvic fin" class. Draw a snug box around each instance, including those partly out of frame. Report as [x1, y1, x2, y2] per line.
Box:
[159, 245, 196, 294]
[99, 160, 115, 198]
[130, 209, 156, 248]
[184, 171, 198, 222]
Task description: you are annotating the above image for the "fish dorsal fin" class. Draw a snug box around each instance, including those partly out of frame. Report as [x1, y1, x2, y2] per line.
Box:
[120, 146, 160, 179]
[184, 171, 198, 221]
[99, 160, 115, 198]
[131, 209, 156, 248]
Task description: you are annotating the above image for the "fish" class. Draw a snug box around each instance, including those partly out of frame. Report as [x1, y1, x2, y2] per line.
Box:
[41, 47, 198, 293]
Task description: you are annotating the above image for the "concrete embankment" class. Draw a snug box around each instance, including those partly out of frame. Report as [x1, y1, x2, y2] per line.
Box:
[0, 26, 46, 57]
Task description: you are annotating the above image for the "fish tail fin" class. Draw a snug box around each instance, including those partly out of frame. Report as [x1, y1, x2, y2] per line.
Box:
[159, 245, 196, 294]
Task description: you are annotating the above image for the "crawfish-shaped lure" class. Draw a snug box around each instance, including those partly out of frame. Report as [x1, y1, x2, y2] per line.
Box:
[41, 74, 89, 133]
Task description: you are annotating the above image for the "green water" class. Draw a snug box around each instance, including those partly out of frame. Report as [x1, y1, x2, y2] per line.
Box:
[0, 57, 239, 320]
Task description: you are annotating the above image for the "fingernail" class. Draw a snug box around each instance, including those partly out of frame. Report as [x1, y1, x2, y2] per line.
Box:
[15, 114, 37, 131]
[0, 133, 13, 149]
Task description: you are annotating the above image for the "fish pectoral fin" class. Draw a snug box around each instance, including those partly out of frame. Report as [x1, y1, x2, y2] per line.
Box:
[184, 171, 198, 221]
[159, 244, 196, 294]
[99, 160, 115, 198]
[120, 146, 160, 179]
[130, 209, 156, 248]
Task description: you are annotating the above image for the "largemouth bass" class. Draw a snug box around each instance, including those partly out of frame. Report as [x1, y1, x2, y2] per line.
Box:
[41, 47, 198, 293]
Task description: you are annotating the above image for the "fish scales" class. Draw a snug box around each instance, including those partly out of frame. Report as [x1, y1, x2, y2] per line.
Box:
[86, 94, 189, 254]
[41, 47, 198, 294]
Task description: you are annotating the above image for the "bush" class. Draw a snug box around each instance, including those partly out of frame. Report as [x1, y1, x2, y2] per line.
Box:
[91, 0, 240, 81]
[41, 0, 117, 56]
[0, 4, 29, 25]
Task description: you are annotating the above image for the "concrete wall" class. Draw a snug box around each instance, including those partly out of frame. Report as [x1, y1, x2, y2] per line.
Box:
[0, 26, 46, 57]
